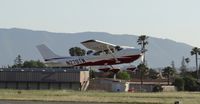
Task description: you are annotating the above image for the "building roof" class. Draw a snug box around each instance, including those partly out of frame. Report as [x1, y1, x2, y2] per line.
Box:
[0, 68, 88, 72]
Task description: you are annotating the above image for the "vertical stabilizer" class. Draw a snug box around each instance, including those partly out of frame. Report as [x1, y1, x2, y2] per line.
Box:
[36, 44, 60, 60]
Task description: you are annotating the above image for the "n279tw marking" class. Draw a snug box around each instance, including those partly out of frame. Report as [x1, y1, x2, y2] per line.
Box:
[66, 59, 86, 65]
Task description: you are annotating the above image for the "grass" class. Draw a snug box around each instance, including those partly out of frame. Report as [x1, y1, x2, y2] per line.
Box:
[0, 90, 199, 104]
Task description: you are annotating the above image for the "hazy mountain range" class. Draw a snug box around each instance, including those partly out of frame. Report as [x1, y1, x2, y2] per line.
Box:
[0, 28, 194, 68]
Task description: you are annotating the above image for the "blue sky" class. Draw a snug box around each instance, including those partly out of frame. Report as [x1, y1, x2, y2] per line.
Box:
[0, 0, 200, 47]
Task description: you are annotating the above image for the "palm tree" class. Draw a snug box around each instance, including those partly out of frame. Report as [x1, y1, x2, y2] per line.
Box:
[185, 57, 190, 64]
[137, 63, 149, 91]
[180, 56, 187, 76]
[191, 47, 200, 79]
[185, 57, 190, 71]
[137, 35, 149, 64]
[162, 66, 176, 85]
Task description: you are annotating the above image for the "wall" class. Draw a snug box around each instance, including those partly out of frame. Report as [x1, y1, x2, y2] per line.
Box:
[0, 68, 89, 90]
[88, 78, 129, 92]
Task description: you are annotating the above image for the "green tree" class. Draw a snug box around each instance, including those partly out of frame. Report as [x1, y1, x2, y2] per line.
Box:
[180, 56, 187, 76]
[69, 47, 86, 56]
[185, 57, 190, 65]
[191, 47, 200, 79]
[22, 60, 46, 68]
[137, 63, 149, 90]
[137, 35, 149, 64]
[89, 69, 96, 79]
[183, 76, 199, 91]
[116, 71, 131, 80]
[36, 60, 46, 68]
[149, 68, 159, 79]
[13, 54, 23, 68]
[185, 70, 198, 79]
[152, 85, 163, 92]
[162, 66, 176, 85]
[173, 77, 185, 91]
[171, 60, 176, 70]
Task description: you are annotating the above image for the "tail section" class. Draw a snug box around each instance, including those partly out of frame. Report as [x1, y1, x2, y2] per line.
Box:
[36, 44, 60, 61]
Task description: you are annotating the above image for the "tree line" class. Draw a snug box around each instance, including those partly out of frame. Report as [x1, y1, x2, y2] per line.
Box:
[11, 55, 46, 68]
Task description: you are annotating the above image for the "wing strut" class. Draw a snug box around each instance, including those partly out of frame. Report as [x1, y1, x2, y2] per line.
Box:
[106, 45, 120, 63]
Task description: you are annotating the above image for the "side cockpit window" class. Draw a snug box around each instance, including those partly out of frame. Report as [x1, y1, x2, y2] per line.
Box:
[87, 50, 94, 55]
[93, 50, 109, 56]
[92, 46, 122, 56]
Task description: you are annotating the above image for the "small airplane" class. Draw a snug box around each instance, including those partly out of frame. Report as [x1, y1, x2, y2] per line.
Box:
[37, 39, 142, 71]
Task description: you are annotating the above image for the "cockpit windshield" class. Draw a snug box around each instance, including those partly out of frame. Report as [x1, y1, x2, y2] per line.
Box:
[87, 50, 94, 55]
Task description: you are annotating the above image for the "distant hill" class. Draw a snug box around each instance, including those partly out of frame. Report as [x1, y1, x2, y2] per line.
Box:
[0, 28, 194, 68]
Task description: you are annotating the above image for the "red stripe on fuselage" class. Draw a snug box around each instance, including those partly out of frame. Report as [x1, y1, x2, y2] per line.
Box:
[75, 54, 141, 66]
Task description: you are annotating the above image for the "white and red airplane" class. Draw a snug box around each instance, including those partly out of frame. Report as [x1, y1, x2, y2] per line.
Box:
[37, 40, 142, 70]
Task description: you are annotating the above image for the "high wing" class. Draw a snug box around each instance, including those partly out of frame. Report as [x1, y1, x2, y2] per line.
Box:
[81, 40, 117, 51]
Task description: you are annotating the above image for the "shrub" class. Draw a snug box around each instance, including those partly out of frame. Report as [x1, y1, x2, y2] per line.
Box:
[116, 71, 131, 80]
[173, 77, 185, 91]
[152, 85, 163, 92]
[183, 76, 198, 91]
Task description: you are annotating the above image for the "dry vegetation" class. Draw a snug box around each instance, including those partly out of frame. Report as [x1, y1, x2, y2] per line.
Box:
[0, 90, 200, 104]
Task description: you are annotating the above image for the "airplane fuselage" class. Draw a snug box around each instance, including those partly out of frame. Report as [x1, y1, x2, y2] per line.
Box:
[45, 48, 142, 67]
